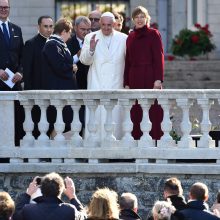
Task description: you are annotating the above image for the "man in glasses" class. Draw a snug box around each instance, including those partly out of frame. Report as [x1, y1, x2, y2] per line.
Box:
[0, 0, 23, 90]
[0, 0, 24, 145]
[23, 15, 53, 139]
[88, 10, 101, 32]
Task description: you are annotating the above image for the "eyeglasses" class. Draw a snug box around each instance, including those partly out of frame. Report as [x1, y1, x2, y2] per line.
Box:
[89, 18, 100, 22]
[0, 6, 10, 11]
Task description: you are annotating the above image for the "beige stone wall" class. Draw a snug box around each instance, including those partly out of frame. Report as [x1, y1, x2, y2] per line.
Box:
[9, 0, 55, 41]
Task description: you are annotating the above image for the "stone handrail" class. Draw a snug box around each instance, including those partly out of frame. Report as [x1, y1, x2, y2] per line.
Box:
[0, 89, 220, 174]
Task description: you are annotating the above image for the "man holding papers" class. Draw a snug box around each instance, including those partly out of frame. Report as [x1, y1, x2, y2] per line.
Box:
[0, 0, 24, 146]
[0, 0, 23, 91]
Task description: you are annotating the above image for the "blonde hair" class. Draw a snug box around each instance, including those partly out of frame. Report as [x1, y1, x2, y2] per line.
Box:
[152, 201, 176, 220]
[0, 192, 15, 219]
[87, 188, 120, 219]
[132, 6, 151, 26]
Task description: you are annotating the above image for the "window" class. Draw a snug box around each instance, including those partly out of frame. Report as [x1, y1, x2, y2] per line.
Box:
[187, 0, 207, 29]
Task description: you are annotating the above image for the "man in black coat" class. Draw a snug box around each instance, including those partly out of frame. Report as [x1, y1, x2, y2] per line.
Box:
[23, 15, 53, 90]
[23, 15, 53, 138]
[177, 182, 220, 220]
[67, 16, 91, 135]
[13, 172, 86, 220]
[0, 0, 24, 145]
[119, 192, 141, 220]
[147, 177, 186, 220]
[163, 177, 187, 210]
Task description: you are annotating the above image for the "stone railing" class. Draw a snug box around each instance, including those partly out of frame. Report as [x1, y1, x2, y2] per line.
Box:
[0, 90, 220, 174]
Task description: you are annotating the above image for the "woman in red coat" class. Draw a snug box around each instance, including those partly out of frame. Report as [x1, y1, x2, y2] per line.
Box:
[124, 6, 164, 140]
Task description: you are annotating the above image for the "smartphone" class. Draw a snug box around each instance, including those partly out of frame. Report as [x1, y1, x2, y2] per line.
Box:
[36, 177, 42, 185]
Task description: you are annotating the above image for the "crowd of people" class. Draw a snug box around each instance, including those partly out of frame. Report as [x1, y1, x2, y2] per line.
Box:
[1, 173, 220, 220]
[0, 0, 164, 145]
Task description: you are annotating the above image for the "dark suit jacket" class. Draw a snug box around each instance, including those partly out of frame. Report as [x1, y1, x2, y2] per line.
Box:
[67, 35, 89, 89]
[23, 34, 46, 90]
[41, 37, 77, 90]
[13, 193, 86, 220]
[0, 21, 23, 91]
[177, 201, 220, 220]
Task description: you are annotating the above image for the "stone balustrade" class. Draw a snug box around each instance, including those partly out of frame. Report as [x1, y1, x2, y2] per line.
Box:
[0, 89, 220, 174]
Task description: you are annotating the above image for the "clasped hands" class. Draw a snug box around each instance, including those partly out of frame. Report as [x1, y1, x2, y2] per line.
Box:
[0, 69, 22, 83]
[125, 80, 162, 89]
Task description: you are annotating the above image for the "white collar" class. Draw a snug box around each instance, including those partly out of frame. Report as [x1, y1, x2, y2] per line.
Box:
[0, 20, 9, 26]
[39, 32, 48, 39]
[76, 36, 83, 44]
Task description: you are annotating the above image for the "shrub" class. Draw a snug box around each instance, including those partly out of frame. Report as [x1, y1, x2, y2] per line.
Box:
[171, 23, 215, 58]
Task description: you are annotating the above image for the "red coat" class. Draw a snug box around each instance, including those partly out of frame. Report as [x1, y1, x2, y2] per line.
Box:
[124, 25, 164, 140]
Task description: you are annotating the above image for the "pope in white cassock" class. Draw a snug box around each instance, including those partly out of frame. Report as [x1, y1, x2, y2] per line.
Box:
[80, 12, 127, 143]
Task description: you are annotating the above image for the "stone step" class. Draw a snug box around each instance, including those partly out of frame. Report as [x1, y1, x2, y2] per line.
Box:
[164, 60, 220, 89]
[164, 80, 220, 89]
[165, 71, 220, 81]
[165, 60, 220, 71]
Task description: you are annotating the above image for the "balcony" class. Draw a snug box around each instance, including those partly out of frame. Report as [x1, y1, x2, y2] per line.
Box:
[0, 89, 220, 174]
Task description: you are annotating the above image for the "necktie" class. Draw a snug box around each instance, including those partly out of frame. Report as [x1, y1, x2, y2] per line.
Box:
[2, 23, 10, 46]
[81, 40, 84, 48]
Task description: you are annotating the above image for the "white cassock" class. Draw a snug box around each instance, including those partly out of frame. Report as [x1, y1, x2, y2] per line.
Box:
[80, 30, 127, 141]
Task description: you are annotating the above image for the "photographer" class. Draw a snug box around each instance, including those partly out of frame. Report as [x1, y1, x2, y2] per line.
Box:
[13, 172, 86, 220]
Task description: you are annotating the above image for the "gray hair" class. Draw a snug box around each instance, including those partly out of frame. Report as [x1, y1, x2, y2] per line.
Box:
[120, 192, 138, 210]
[75, 16, 91, 26]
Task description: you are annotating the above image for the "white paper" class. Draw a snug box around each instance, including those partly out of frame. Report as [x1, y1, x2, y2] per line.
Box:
[1, 68, 15, 88]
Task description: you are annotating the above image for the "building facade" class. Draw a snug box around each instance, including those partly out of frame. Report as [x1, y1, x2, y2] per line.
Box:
[9, 0, 220, 58]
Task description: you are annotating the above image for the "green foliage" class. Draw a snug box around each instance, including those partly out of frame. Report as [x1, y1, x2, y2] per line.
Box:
[169, 130, 181, 142]
[171, 23, 215, 58]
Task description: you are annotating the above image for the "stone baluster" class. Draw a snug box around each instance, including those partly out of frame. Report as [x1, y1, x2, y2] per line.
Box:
[68, 100, 83, 147]
[176, 98, 194, 148]
[119, 99, 136, 147]
[50, 100, 65, 143]
[83, 99, 99, 148]
[0, 100, 14, 147]
[35, 100, 50, 146]
[197, 98, 215, 148]
[157, 98, 175, 148]
[101, 99, 116, 142]
[21, 100, 35, 147]
[138, 99, 154, 148]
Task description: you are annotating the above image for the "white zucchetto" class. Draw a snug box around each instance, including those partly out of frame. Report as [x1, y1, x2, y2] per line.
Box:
[101, 12, 116, 22]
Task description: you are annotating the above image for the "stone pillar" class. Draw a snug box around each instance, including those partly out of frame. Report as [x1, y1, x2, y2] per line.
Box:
[102, 99, 117, 142]
[176, 98, 194, 148]
[197, 98, 215, 148]
[21, 100, 35, 147]
[0, 100, 15, 147]
[138, 99, 154, 148]
[69, 100, 83, 147]
[157, 98, 175, 148]
[119, 99, 137, 147]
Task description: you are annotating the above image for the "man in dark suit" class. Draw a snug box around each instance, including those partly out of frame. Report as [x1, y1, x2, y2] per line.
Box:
[177, 182, 220, 220]
[23, 16, 53, 139]
[67, 16, 91, 90]
[0, 0, 24, 145]
[0, 0, 23, 90]
[67, 16, 91, 135]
